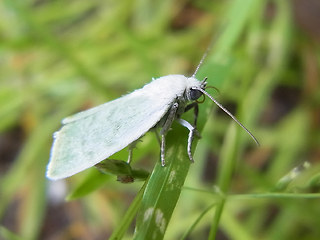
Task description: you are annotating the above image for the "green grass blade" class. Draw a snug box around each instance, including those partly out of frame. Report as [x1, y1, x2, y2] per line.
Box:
[180, 203, 216, 240]
[66, 170, 112, 200]
[133, 124, 192, 240]
[109, 180, 147, 240]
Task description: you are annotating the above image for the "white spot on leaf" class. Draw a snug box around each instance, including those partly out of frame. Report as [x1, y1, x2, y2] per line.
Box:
[168, 170, 176, 184]
[155, 209, 166, 234]
[144, 207, 154, 222]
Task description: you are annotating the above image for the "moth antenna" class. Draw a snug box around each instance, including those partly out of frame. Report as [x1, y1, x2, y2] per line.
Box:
[192, 26, 227, 77]
[192, 48, 210, 78]
[195, 88, 260, 146]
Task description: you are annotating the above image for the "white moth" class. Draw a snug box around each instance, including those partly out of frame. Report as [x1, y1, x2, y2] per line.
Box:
[47, 53, 259, 180]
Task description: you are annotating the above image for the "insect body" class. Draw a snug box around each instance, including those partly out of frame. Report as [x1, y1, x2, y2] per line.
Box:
[47, 75, 209, 180]
[47, 59, 259, 180]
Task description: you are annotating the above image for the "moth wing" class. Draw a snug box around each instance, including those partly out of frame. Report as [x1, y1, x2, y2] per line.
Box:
[47, 90, 172, 180]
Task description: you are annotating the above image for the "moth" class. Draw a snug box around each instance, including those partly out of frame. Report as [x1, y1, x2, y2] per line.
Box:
[47, 53, 259, 180]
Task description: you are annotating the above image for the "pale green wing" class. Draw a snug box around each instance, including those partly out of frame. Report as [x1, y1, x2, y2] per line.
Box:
[47, 90, 173, 180]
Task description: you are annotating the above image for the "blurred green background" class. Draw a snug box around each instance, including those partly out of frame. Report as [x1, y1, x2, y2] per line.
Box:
[1, 0, 320, 239]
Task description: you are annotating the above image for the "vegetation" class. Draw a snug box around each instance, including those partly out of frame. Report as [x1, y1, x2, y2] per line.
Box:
[1, 0, 320, 239]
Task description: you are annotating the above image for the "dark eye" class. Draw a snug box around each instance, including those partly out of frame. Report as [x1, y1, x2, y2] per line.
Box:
[189, 88, 202, 100]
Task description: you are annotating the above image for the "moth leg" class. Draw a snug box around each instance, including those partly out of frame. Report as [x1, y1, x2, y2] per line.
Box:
[153, 130, 164, 164]
[160, 102, 179, 166]
[127, 139, 141, 164]
[160, 135, 166, 166]
[127, 147, 133, 164]
[184, 102, 199, 130]
[177, 118, 199, 163]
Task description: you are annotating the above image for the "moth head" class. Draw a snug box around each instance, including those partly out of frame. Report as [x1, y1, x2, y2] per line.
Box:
[186, 77, 207, 101]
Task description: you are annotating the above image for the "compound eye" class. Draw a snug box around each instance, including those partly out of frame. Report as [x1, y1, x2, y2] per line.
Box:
[189, 88, 202, 100]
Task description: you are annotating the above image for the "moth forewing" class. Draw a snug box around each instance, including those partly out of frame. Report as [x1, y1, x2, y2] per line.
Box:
[47, 69, 259, 180]
[47, 75, 199, 180]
